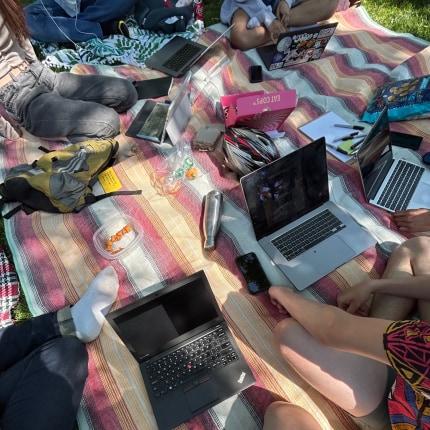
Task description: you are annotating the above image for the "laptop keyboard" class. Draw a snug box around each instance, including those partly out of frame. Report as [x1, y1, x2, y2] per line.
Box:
[162, 43, 201, 72]
[145, 326, 238, 397]
[272, 209, 346, 261]
[377, 160, 424, 212]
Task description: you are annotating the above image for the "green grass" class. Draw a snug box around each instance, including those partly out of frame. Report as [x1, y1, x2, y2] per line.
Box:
[4, 0, 428, 323]
[203, 0, 430, 41]
[361, 0, 430, 41]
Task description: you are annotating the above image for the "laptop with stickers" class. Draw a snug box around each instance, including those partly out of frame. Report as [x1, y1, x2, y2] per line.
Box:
[256, 22, 338, 71]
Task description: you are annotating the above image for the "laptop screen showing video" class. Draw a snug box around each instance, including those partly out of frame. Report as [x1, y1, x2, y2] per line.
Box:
[241, 138, 329, 240]
[110, 276, 220, 361]
[356, 108, 392, 200]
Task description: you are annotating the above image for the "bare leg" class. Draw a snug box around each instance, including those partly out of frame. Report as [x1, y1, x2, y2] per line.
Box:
[229, 9, 274, 51]
[273, 318, 388, 417]
[264, 401, 322, 430]
[288, 0, 338, 27]
[370, 237, 430, 321]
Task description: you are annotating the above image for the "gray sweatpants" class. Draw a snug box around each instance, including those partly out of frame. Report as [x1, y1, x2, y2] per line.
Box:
[0, 61, 137, 141]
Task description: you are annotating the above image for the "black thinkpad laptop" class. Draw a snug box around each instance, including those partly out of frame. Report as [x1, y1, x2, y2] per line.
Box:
[106, 270, 255, 430]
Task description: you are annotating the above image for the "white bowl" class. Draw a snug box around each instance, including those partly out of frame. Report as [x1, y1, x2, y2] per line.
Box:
[93, 215, 142, 260]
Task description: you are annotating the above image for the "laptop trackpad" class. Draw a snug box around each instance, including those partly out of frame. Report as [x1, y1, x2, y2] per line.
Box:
[312, 236, 355, 270]
[183, 377, 219, 412]
[409, 182, 430, 208]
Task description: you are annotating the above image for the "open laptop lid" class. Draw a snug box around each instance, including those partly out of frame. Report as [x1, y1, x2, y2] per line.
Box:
[355, 106, 392, 202]
[240, 137, 329, 241]
[257, 22, 338, 71]
[127, 71, 192, 145]
[163, 70, 193, 145]
[106, 270, 225, 362]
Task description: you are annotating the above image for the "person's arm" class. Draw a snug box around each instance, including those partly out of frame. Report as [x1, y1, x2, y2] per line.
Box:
[269, 285, 391, 364]
[287, 0, 338, 27]
[391, 209, 430, 232]
[337, 276, 430, 314]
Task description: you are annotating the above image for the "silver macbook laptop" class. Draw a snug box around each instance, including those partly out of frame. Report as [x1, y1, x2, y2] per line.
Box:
[125, 71, 192, 145]
[355, 106, 430, 212]
[145, 25, 233, 77]
[256, 22, 338, 71]
[240, 137, 375, 290]
[106, 270, 255, 430]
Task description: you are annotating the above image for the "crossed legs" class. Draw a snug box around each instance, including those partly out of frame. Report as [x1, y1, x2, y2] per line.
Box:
[370, 236, 430, 321]
[265, 238, 430, 428]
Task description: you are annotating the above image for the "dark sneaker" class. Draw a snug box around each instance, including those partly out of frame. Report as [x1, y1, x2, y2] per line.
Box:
[117, 20, 130, 38]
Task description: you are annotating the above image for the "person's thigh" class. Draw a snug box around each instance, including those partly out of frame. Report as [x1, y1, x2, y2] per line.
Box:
[23, 92, 121, 140]
[263, 401, 322, 430]
[349, 367, 395, 430]
[24, 0, 79, 43]
[273, 318, 389, 417]
[371, 236, 430, 320]
[54, 72, 137, 113]
[0, 337, 88, 430]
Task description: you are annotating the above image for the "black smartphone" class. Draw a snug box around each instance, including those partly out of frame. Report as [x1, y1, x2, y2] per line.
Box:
[235, 252, 271, 294]
[249, 65, 263, 83]
[390, 131, 423, 150]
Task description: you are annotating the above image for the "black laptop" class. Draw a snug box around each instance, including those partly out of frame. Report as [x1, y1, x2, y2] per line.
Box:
[106, 270, 255, 430]
[145, 25, 233, 77]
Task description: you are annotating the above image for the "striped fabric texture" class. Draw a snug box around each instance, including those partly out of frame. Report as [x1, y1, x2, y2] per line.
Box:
[1, 6, 429, 430]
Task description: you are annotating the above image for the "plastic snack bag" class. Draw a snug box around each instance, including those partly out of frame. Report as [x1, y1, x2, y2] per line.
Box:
[151, 140, 198, 195]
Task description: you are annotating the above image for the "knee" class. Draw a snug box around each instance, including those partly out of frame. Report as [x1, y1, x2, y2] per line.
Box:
[272, 317, 301, 352]
[264, 401, 322, 430]
[396, 236, 430, 258]
[230, 30, 254, 51]
[116, 80, 138, 113]
[97, 110, 121, 138]
[44, 337, 88, 384]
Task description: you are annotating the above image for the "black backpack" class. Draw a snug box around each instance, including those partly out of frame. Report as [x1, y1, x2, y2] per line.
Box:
[0, 139, 141, 218]
[134, 0, 194, 34]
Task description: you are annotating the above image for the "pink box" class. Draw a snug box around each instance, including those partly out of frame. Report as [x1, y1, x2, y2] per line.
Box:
[220, 89, 297, 131]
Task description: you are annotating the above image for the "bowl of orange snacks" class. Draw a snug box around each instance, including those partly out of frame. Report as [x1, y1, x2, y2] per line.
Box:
[93, 214, 143, 260]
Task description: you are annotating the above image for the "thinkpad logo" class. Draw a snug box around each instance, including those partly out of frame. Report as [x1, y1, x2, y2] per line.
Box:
[237, 372, 246, 384]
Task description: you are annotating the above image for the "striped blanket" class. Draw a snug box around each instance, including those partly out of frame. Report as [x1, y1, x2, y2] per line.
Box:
[2, 6, 430, 430]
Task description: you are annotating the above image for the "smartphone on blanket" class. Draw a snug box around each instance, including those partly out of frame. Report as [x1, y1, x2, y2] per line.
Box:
[236, 252, 271, 294]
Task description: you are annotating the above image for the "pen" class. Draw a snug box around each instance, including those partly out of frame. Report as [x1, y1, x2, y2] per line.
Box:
[334, 123, 365, 131]
[333, 132, 359, 142]
[333, 133, 366, 142]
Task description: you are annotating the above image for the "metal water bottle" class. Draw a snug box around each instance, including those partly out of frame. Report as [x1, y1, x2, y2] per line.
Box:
[203, 190, 223, 251]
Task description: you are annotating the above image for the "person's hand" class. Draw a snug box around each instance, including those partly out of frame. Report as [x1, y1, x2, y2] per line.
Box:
[276, 0, 290, 27]
[336, 282, 373, 315]
[268, 19, 286, 44]
[391, 209, 430, 233]
[268, 285, 295, 314]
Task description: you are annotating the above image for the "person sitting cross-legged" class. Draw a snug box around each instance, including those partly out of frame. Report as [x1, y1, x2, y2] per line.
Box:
[265, 236, 430, 429]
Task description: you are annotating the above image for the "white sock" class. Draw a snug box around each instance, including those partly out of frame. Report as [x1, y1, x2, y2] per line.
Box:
[71, 266, 119, 342]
